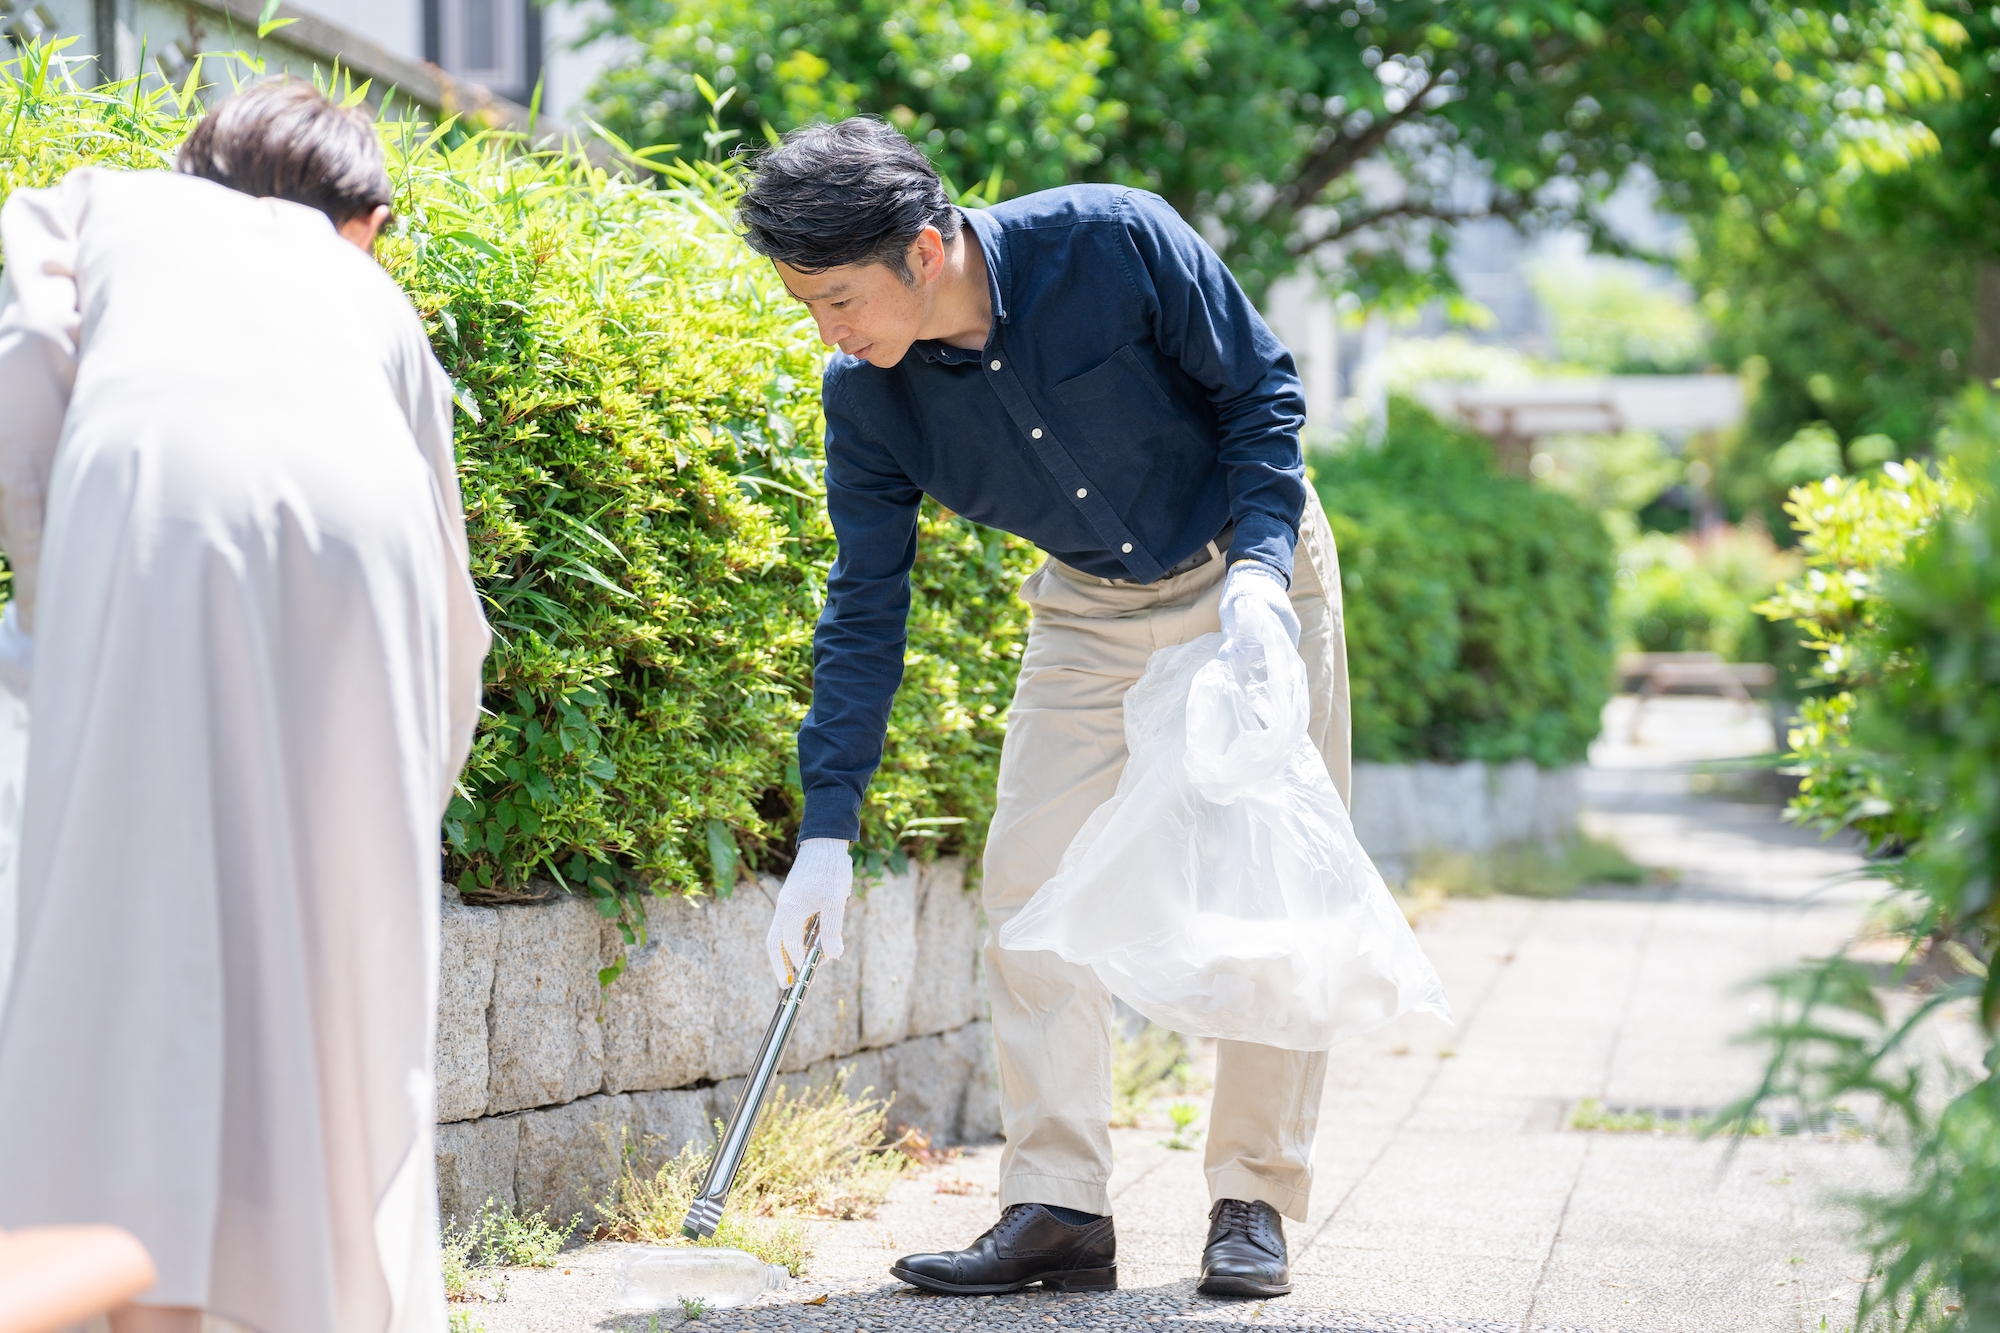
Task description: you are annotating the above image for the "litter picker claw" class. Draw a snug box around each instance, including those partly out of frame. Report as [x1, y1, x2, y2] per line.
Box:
[682, 913, 825, 1239]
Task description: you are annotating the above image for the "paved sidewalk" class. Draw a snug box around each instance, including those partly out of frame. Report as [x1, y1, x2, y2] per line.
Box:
[478, 697, 1893, 1333]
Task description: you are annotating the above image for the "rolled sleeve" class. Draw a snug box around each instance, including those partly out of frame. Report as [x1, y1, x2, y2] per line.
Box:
[1115, 190, 1307, 582]
[795, 376, 925, 842]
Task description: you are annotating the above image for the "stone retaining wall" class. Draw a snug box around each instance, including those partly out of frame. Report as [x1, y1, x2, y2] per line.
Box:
[1348, 759, 1582, 884]
[433, 857, 998, 1224]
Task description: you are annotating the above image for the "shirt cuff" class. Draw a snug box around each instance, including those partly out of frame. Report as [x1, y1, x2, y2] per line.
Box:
[798, 786, 864, 845]
[1228, 513, 1298, 587]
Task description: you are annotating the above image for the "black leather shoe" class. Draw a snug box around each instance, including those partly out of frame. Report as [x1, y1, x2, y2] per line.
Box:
[1198, 1198, 1292, 1297]
[891, 1203, 1118, 1295]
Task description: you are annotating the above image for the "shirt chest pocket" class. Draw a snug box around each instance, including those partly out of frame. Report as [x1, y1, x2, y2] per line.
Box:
[1051, 345, 1204, 465]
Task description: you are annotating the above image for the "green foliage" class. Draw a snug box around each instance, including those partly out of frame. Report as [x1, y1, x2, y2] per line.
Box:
[1527, 260, 1708, 374]
[443, 1198, 580, 1274]
[1764, 421, 1847, 491]
[387, 139, 1033, 918]
[1312, 401, 1613, 767]
[1110, 1021, 1200, 1128]
[0, 39, 194, 193]
[1612, 525, 1799, 661]
[1860, 1077, 2000, 1330]
[0, 46, 1031, 942]
[1753, 454, 1969, 848]
[1410, 834, 1652, 901]
[582, 0, 1953, 302]
[1732, 390, 2000, 1332]
[1854, 394, 2000, 945]
[1691, 6, 1998, 521]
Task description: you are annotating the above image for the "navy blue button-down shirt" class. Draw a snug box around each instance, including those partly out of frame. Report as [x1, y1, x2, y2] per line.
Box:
[797, 184, 1308, 842]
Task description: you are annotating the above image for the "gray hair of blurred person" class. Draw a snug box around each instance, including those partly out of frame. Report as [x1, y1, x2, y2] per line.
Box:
[176, 80, 393, 227]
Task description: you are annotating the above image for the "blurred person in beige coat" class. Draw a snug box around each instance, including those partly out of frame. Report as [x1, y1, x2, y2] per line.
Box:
[0, 82, 488, 1333]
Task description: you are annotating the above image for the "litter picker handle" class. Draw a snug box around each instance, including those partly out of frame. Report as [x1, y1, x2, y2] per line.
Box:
[682, 916, 825, 1239]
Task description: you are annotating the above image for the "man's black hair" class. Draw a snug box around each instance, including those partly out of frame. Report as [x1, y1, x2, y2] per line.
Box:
[737, 118, 962, 283]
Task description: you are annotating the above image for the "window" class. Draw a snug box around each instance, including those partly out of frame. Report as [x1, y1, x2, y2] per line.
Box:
[433, 0, 536, 102]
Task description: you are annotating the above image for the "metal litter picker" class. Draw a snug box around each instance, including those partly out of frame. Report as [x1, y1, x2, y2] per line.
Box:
[682, 914, 826, 1239]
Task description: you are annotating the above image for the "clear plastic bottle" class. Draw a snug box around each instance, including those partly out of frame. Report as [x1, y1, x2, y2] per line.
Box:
[611, 1246, 788, 1310]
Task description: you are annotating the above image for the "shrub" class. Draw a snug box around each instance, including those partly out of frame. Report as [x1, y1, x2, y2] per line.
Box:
[1311, 401, 1615, 768]
[1729, 389, 2000, 1332]
[0, 45, 1037, 945]
[1612, 525, 1799, 662]
[1752, 455, 1969, 849]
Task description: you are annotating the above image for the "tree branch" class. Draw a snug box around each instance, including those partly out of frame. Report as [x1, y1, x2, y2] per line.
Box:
[1285, 194, 1528, 257]
[1268, 69, 1444, 219]
[1797, 257, 1928, 366]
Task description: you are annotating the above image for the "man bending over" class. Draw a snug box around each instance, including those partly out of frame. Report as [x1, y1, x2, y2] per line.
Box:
[752, 118, 1352, 1300]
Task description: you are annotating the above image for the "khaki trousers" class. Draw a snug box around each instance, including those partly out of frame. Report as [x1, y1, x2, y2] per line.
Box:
[980, 489, 1350, 1224]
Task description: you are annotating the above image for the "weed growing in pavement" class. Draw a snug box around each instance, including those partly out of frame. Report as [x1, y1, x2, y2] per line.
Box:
[1112, 1022, 1207, 1127]
[1410, 835, 1656, 902]
[1164, 1101, 1202, 1150]
[598, 1070, 909, 1274]
[443, 1198, 576, 1302]
[679, 1295, 709, 1320]
[726, 1073, 911, 1217]
[598, 1139, 812, 1274]
[441, 1221, 487, 1302]
[1569, 1097, 1780, 1136]
[463, 1199, 579, 1267]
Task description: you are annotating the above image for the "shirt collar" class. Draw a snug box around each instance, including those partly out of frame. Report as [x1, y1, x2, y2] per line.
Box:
[916, 206, 1009, 365]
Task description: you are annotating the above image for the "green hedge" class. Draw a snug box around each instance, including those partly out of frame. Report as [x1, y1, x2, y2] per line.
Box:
[0, 47, 1037, 940]
[1313, 402, 1615, 768]
[2, 48, 1612, 948]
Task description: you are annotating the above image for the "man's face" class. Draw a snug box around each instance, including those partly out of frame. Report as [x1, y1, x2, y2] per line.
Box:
[775, 238, 934, 368]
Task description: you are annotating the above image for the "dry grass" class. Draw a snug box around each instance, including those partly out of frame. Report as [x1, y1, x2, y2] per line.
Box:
[595, 1069, 910, 1274]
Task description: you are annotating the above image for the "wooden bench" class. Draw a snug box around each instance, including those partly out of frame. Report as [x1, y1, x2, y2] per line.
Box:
[1618, 652, 1776, 740]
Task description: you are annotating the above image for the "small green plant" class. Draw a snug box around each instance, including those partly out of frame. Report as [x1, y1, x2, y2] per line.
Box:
[441, 1199, 572, 1303]
[679, 1294, 709, 1320]
[440, 1220, 483, 1302]
[1569, 1098, 1708, 1135]
[1409, 836, 1653, 902]
[1164, 1100, 1201, 1150]
[459, 1198, 578, 1268]
[1111, 1022, 1203, 1127]
[447, 1312, 485, 1333]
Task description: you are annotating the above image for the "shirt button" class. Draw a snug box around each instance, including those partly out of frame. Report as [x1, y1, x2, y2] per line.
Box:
[1031, 428, 1043, 439]
[1122, 543, 1133, 553]
[989, 360, 1002, 371]
[1076, 488, 1088, 499]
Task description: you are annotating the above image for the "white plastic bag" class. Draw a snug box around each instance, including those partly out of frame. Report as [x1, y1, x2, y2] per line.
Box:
[998, 595, 1451, 1050]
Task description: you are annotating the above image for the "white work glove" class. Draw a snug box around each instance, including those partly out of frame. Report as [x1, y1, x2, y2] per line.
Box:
[765, 837, 853, 985]
[1218, 559, 1300, 648]
[0, 601, 33, 700]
